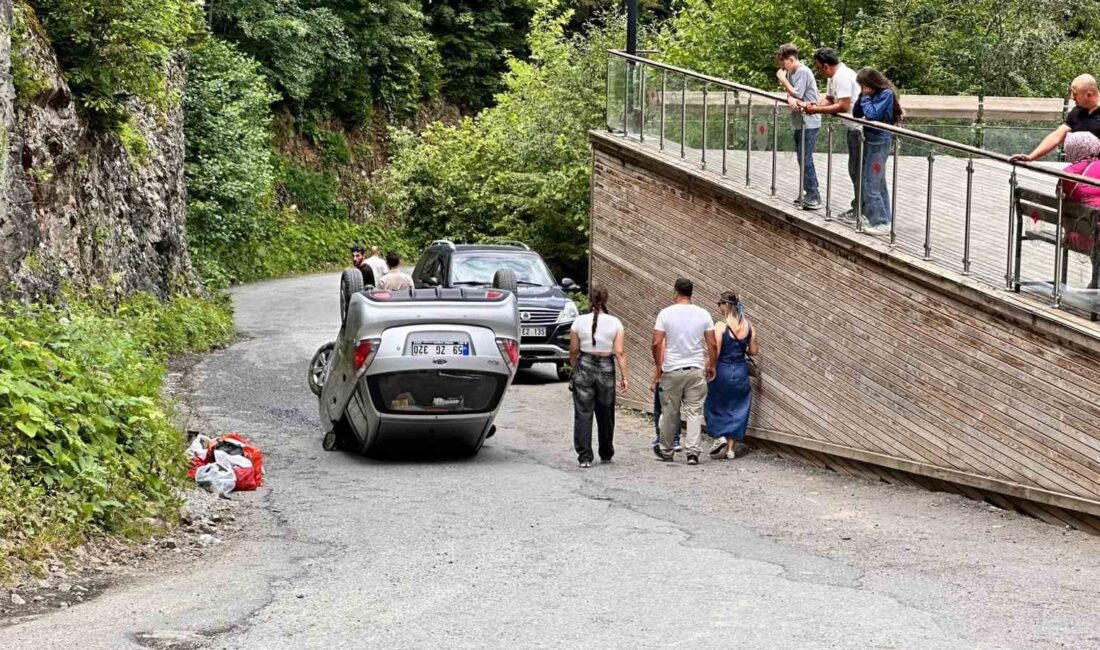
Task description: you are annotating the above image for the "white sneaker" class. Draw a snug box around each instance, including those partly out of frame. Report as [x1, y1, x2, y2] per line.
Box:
[864, 223, 891, 236]
[726, 449, 736, 460]
[708, 437, 728, 457]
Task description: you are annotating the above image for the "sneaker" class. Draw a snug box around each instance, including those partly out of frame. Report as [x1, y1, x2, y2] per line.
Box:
[601, 457, 613, 464]
[864, 222, 891, 235]
[836, 208, 857, 223]
[801, 197, 822, 211]
[687, 454, 699, 466]
[673, 442, 683, 453]
[726, 449, 736, 460]
[579, 461, 592, 468]
[791, 195, 803, 206]
[709, 437, 728, 457]
[652, 446, 673, 462]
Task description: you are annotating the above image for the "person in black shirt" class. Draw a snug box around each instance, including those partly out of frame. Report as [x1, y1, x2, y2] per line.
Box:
[1010, 74, 1100, 162]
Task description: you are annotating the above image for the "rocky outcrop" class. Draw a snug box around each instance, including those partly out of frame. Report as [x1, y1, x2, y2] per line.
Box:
[0, 0, 198, 300]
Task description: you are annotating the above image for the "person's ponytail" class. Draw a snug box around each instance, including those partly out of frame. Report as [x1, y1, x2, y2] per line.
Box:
[589, 286, 610, 348]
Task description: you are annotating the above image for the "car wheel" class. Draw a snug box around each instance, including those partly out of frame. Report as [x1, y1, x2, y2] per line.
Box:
[556, 363, 572, 382]
[492, 268, 518, 294]
[307, 341, 335, 396]
[340, 268, 364, 325]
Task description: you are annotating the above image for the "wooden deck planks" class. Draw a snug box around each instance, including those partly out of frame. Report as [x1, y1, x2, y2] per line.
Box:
[590, 132, 1100, 522]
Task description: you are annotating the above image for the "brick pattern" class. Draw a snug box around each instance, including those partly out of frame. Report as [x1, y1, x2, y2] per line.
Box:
[590, 137, 1100, 515]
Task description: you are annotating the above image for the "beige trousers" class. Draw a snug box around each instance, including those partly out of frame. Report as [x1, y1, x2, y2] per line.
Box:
[658, 368, 708, 455]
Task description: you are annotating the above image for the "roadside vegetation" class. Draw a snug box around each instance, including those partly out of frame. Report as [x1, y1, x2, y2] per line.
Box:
[0, 292, 233, 579]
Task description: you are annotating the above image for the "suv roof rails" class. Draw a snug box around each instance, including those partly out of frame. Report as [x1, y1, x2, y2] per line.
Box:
[495, 240, 530, 250]
[430, 239, 457, 250]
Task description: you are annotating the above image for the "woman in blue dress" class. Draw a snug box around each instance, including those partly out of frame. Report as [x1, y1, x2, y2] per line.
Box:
[706, 291, 758, 459]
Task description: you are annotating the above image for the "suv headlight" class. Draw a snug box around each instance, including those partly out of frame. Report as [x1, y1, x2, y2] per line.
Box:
[558, 300, 579, 323]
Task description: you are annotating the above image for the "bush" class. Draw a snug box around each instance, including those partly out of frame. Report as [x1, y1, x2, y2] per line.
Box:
[184, 36, 279, 268]
[26, 0, 200, 125]
[384, 2, 624, 284]
[0, 292, 233, 578]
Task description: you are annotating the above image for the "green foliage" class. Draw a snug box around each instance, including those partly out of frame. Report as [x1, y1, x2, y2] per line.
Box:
[10, 2, 53, 107]
[0, 292, 233, 578]
[847, 0, 1100, 97]
[117, 118, 151, 167]
[26, 0, 201, 125]
[385, 2, 624, 283]
[193, 155, 413, 286]
[310, 0, 442, 121]
[184, 36, 278, 268]
[425, 0, 535, 110]
[209, 0, 353, 104]
[660, 0, 856, 89]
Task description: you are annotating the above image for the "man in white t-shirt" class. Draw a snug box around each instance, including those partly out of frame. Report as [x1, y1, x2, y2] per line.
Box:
[365, 246, 388, 286]
[801, 47, 862, 222]
[651, 278, 717, 465]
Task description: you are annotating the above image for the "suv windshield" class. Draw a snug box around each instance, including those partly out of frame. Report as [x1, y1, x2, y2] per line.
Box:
[451, 254, 555, 287]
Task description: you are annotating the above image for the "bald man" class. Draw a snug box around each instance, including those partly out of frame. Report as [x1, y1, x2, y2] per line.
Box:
[1010, 74, 1100, 162]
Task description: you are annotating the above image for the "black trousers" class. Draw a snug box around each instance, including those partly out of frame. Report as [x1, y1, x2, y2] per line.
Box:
[573, 354, 616, 463]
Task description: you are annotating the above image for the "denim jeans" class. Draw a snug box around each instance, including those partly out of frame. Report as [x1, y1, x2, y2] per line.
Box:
[793, 128, 820, 201]
[861, 135, 893, 226]
[572, 354, 616, 463]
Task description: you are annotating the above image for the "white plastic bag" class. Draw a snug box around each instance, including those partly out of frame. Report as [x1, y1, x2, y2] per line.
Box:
[195, 462, 237, 496]
[213, 449, 252, 469]
[186, 434, 213, 461]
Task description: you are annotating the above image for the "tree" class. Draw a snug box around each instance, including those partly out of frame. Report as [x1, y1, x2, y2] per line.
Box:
[424, 0, 535, 111]
[209, 0, 353, 104]
[385, 2, 625, 282]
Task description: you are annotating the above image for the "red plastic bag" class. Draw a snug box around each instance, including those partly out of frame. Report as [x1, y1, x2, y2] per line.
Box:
[203, 433, 264, 490]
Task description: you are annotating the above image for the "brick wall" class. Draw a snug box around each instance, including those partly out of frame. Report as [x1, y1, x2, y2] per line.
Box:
[590, 132, 1100, 517]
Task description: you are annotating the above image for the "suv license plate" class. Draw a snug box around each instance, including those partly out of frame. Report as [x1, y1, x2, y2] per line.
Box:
[410, 342, 470, 356]
[521, 327, 546, 337]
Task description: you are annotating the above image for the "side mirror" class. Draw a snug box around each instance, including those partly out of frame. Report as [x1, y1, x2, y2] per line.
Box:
[423, 276, 440, 288]
[561, 278, 578, 291]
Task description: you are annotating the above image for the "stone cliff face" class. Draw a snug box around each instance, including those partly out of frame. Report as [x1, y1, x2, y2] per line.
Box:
[0, 0, 197, 300]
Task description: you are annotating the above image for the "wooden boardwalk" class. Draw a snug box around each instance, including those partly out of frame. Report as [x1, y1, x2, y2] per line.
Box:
[638, 132, 1100, 319]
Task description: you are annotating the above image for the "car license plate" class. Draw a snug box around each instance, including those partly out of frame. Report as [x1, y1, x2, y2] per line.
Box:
[410, 341, 469, 356]
[521, 327, 546, 338]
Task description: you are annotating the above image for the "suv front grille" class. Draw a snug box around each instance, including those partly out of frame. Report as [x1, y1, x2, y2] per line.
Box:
[519, 307, 561, 325]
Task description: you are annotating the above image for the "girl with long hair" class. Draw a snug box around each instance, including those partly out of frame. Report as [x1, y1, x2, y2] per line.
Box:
[568, 287, 628, 467]
[853, 66, 903, 234]
[705, 291, 758, 459]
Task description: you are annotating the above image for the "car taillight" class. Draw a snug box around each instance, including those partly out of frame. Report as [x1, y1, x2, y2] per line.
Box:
[371, 291, 392, 300]
[354, 338, 381, 371]
[485, 290, 503, 300]
[496, 338, 519, 368]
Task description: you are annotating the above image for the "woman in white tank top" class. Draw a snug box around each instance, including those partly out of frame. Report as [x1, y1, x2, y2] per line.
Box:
[568, 287, 627, 467]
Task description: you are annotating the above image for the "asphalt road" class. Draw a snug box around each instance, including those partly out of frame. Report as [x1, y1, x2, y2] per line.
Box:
[5, 272, 1100, 649]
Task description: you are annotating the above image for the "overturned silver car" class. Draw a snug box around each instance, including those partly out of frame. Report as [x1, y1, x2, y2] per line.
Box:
[317, 269, 521, 456]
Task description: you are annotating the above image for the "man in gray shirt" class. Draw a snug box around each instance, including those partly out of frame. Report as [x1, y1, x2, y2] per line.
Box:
[776, 43, 822, 210]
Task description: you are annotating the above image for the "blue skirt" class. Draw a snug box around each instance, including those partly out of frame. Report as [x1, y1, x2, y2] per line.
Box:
[704, 359, 752, 440]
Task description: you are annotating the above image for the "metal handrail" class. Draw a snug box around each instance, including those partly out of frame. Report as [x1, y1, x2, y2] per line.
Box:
[607, 49, 1100, 316]
[608, 49, 1100, 189]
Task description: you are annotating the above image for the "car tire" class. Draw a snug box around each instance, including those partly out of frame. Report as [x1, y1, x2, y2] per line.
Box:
[556, 363, 572, 382]
[307, 341, 335, 396]
[340, 268, 364, 325]
[492, 268, 518, 294]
